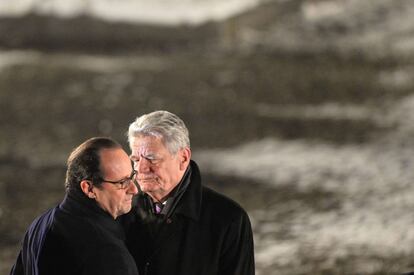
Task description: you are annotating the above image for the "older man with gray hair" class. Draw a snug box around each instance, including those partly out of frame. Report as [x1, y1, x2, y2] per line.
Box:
[123, 110, 255, 275]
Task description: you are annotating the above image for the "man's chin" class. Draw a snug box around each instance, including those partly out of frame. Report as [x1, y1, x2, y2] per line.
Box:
[120, 206, 133, 216]
[138, 182, 157, 192]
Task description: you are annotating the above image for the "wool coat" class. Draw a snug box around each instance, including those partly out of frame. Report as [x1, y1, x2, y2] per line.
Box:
[10, 190, 139, 275]
[123, 160, 255, 275]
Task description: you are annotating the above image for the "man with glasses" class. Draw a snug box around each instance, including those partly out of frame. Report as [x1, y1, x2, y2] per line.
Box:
[123, 110, 255, 275]
[10, 137, 139, 275]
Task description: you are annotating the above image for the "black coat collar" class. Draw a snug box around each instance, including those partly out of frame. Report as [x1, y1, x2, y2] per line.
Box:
[173, 160, 202, 221]
[60, 190, 125, 239]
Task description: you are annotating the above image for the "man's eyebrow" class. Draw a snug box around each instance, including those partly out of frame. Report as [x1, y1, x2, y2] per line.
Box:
[130, 153, 158, 159]
[143, 153, 158, 159]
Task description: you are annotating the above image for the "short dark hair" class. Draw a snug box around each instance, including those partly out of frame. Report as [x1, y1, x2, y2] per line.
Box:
[65, 137, 122, 193]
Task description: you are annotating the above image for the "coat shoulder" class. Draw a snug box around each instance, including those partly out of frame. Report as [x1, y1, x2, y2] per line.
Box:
[201, 186, 249, 222]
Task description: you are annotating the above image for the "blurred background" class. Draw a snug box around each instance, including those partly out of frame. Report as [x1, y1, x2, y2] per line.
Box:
[1, 0, 414, 274]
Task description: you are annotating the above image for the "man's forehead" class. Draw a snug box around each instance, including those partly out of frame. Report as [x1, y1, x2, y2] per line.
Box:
[131, 134, 160, 143]
[131, 136, 164, 149]
[100, 148, 132, 173]
[131, 148, 158, 157]
[131, 141, 157, 151]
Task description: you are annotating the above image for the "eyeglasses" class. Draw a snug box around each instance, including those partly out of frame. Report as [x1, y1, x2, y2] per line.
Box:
[99, 170, 137, 189]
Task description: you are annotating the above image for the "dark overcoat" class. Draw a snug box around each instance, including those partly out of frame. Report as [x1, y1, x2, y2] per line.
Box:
[123, 160, 255, 275]
[10, 191, 139, 275]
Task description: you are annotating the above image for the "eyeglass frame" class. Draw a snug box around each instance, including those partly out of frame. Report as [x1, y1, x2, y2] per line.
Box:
[98, 170, 138, 189]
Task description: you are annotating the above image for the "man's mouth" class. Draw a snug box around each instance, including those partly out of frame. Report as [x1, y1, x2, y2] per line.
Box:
[138, 178, 156, 182]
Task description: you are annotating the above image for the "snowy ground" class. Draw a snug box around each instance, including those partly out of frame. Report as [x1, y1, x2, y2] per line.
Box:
[195, 138, 414, 274]
[194, 96, 414, 274]
[1, 0, 414, 270]
[2, 0, 414, 57]
[0, 0, 261, 25]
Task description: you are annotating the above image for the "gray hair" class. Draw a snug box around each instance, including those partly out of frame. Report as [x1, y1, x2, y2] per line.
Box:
[127, 110, 190, 154]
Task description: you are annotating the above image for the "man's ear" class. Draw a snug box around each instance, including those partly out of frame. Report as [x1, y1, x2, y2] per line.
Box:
[179, 148, 191, 171]
[80, 180, 96, 199]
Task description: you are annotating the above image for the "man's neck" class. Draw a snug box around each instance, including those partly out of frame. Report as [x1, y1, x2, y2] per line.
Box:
[147, 190, 171, 203]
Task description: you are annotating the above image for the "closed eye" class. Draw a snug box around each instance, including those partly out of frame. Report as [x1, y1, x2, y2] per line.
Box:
[130, 154, 160, 165]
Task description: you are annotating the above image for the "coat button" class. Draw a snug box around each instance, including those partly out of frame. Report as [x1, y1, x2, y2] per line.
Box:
[166, 218, 172, 224]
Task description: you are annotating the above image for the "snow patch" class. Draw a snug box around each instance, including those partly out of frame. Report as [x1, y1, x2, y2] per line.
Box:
[0, 0, 261, 25]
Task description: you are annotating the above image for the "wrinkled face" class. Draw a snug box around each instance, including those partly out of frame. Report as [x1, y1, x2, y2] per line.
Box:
[129, 135, 190, 202]
[93, 148, 138, 219]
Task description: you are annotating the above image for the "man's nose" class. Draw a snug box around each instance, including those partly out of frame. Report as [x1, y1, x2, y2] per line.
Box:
[128, 180, 139, 195]
[135, 159, 150, 173]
